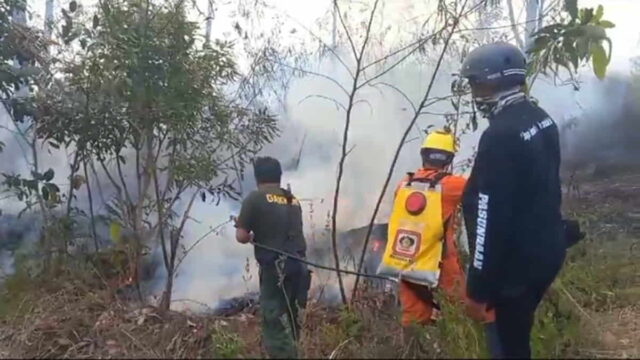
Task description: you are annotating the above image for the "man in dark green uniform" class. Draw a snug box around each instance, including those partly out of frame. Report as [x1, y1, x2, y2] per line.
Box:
[235, 156, 311, 359]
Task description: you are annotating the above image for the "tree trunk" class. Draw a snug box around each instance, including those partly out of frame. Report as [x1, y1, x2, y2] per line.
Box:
[524, 0, 540, 52]
[159, 270, 174, 312]
[507, 0, 524, 50]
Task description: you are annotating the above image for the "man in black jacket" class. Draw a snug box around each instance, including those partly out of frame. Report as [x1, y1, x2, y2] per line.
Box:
[459, 42, 566, 358]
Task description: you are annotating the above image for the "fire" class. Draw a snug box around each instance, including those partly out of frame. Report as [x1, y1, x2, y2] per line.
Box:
[372, 239, 382, 252]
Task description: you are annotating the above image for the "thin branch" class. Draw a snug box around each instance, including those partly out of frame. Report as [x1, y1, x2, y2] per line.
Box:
[369, 81, 423, 141]
[359, 28, 446, 89]
[369, 81, 417, 113]
[174, 218, 233, 272]
[153, 163, 170, 271]
[298, 94, 347, 112]
[98, 158, 123, 200]
[331, 0, 381, 305]
[275, 8, 354, 79]
[507, 0, 525, 49]
[333, 0, 358, 60]
[65, 151, 80, 216]
[89, 158, 107, 208]
[83, 154, 99, 251]
[115, 152, 133, 206]
[172, 191, 199, 263]
[358, 0, 486, 89]
[274, 60, 351, 97]
[352, 99, 374, 118]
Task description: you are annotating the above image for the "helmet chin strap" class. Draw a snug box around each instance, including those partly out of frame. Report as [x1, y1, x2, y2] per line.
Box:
[472, 86, 525, 117]
[473, 98, 496, 116]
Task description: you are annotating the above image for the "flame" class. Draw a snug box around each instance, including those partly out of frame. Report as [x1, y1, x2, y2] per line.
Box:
[372, 239, 382, 252]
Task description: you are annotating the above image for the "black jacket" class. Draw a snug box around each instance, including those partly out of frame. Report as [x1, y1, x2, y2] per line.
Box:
[463, 97, 566, 303]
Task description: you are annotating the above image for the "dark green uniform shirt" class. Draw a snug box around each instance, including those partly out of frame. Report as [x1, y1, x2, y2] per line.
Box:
[236, 184, 306, 265]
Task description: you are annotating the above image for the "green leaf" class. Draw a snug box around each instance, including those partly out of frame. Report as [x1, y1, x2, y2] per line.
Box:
[62, 23, 71, 39]
[24, 179, 38, 191]
[531, 35, 552, 53]
[581, 24, 607, 40]
[591, 42, 608, 79]
[575, 38, 589, 57]
[93, 14, 99, 29]
[580, 8, 594, 25]
[43, 168, 54, 182]
[69, 0, 77, 12]
[563, 41, 579, 70]
[594, 5, 603, 22]
[42, 186, 50, 201]
[599, 20, 615, 29]
[45, 182, 60, 193]
[564, 0, 578, 19]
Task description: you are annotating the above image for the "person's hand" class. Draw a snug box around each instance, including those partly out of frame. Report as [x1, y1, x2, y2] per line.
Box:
[235, 227, 253, 244]
[466, 298, 488, 321]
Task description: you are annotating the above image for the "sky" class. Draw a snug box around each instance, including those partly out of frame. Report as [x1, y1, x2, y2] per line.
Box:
[23, 0, 640, 70]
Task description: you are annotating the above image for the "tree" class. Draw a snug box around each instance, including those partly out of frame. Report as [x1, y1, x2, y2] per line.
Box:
[488, 0, 615, 83]
[1, 0, 28, 105]
[527, 2, 615, 83]
[1, 0, 69, 271]
[35, 0, 278, 310]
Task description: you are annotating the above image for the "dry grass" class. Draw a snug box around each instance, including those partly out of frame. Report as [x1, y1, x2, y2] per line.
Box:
[0, 274, 218, 358]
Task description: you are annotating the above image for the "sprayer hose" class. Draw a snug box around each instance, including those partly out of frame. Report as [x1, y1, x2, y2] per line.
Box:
[249, 241, 397, 282]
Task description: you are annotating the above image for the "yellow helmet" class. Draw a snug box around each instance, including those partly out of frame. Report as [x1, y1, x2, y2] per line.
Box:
[421, 129, 456, 154]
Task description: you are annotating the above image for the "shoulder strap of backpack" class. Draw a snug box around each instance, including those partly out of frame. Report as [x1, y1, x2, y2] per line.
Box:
[428, 171, 450, 189]
[407, 171, 450, 189]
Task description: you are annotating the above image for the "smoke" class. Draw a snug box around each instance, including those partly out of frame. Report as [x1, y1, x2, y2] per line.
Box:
[3, 54, 636, 311]
[527, 70, 640, 171]
[2, 57, 638, 311]
[183, 59, 640, 307]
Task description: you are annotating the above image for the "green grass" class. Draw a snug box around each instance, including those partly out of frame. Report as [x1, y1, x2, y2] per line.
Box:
[211, 326, 246, 358]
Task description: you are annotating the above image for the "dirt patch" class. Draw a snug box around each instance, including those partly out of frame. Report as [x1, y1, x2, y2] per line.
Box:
[576, 306, 640, 358]
[563, 171, 640, 358]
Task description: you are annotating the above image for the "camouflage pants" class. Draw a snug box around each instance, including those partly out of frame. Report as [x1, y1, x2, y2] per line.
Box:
[259, 259, 311, 359]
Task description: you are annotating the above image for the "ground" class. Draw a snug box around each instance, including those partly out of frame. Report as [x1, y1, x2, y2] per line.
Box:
[561, 171, 640, 358]
[0, 169, 638, 358]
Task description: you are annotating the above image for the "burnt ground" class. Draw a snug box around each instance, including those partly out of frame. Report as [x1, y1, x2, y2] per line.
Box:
[561, 170, 640, 358]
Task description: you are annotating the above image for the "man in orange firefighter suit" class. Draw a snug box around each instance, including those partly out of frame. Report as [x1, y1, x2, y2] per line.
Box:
[393, 130, 502, 357]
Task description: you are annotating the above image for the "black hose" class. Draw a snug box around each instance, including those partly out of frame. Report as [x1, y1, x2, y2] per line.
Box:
[249, 241, 397, 282]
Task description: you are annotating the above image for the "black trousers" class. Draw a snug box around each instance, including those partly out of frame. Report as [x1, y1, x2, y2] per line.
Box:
[492, 283, 550, 359]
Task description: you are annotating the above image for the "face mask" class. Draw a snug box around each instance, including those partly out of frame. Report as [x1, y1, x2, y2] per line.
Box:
[473, 96, 498, 117]
[473, 87, 524, 117]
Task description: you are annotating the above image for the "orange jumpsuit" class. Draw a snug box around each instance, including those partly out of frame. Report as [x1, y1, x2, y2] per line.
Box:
[396, 168, 495, 326]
